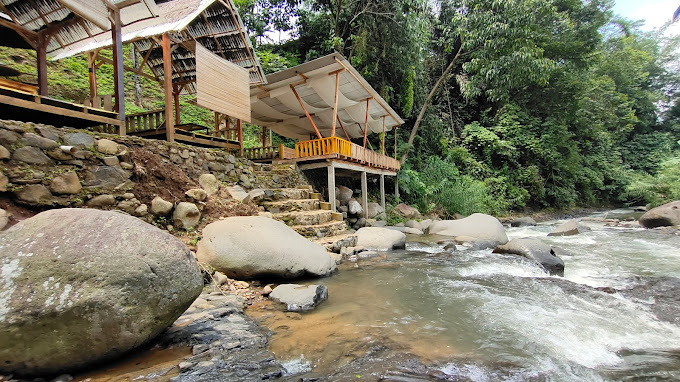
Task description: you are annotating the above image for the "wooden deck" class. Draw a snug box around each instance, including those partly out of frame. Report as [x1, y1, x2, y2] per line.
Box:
[0, 87, 123, 129]
[250, 137, 401, 172]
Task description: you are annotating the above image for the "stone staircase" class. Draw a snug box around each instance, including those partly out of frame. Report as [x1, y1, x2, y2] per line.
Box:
[261, 186, 349, 240]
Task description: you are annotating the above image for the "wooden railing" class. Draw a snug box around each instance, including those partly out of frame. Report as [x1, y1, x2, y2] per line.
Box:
[295, 137, 400, 171]
[82, 94, 115, 111]
[295, 136, 352, 157]
[244, 144, 297, 161]
[280, 145, 296, 160]
[125, 109, 165, 133]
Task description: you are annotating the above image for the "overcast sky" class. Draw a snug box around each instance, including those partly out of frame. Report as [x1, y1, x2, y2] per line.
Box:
[613, 0, 680, 30]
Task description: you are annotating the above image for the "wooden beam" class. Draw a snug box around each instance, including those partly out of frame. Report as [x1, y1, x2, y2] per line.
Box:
[290, 84, 322, 139]
[95, 55, 160, 83]
[336, 115, 351, 141]
[331, 70, 340, 137]
[261, 126, 267, 148]
[162, 33, 175, 142]
[0, 93, 123, 126]
[363, 98, 369, 148]
[88, 51, 98, 103]
[37, 34, 49, 97]
[237, 118, 243, 156]
[0, 18, 37, 48]
[110, 8, 125, 135]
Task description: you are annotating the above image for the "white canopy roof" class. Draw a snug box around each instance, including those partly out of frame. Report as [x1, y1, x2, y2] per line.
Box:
[250, 53, 404, 141]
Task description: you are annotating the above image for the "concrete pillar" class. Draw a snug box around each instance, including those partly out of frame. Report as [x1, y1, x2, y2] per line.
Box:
[395, 177, 400, 199]
[328, 162, 336, 211]
[380, 174, 385, 210]
[361, 171, 368, 219]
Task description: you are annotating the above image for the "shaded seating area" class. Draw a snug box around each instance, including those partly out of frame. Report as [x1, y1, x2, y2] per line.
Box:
[249, 53, 404, 213]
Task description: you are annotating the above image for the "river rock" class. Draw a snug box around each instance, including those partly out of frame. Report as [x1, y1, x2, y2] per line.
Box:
[639, 201, 680, 228]
[428, 213, 508, 248]
[336, 186, 353, 205]
[366, 202, 384, 219]
[186, 188, 208, 202]
[269, 284, 328, 312]
[86, 194, 116, 208]
[12, 146, 52, 165]
[394, 203, 421, 219]
[0, 209, 203, 376]
[96, 139, 119, 155]
[0, 172, 8, 192]
[493, 238, 565, 276]
[62, 132, 94, 149]
[0, 208, 9, 230]
[151, 196, 173, 216]
[23, 133, 58, 150]
[196, 216, 336, 279]
[547, 219, 591, 236]
[356, 227, 406, 250]
[173, 202, 201, 229]
[0, 145, 9, 160]
[199, 174, 219, 196]
[49, 172, 81, 195]
[510, 217, 537, 227]
[348, 199, 363, 215]
[15, 184, 53, 205]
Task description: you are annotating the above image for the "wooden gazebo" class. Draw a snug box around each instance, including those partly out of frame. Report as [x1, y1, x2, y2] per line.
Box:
[249, 53, 404, 215]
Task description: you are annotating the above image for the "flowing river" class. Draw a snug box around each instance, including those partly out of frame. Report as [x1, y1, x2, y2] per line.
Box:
[249, 209, 680, 381]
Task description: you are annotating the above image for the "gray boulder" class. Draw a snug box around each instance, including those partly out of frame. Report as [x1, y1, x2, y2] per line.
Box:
[367, 202, 384, 219]
[15, 184, 53, 205]
[0, 208, 9, 230]
[493, 238, 566, 276]
[62, 132, 94, 149]
[0, 145, 9, 160]
[348, 199, 363, 215]
[269, 284, 328, 312]
[198, 174, 219, 196]
[151, 196, 173, 216]
[49, 172, 81, 195]
[0, 209, 202, 376]
[23, 133, 58, 150]
[393, 203, 421, 219]
[356, 227, 406, 250]
[336, 185, 353, 205]
[173, 202, 201, 229]
[86, 194, 116, 208]
[639, 201, 680, 228]
[196, 216, 336, 279]
[96, 139, 119, 155]
[510, 217, 537, 227]
[11, 146, 52, 165]
[548, 219, 591, 236]
[428, 213, 508, 248]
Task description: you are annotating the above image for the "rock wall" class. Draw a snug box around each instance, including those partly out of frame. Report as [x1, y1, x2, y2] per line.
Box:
[0, 119, 309, 231]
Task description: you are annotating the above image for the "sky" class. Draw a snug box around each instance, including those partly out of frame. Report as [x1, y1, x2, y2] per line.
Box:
[612, 0, 680, 31]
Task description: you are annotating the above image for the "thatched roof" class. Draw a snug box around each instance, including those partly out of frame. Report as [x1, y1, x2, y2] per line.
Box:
[250, 53, 404, 141]
[0, 0, 158, 53]
[51, 0, 265, 87]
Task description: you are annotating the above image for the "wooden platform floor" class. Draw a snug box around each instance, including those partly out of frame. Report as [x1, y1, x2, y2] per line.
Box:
[129, 126, 240, 150]
[0, 87, 122, 128]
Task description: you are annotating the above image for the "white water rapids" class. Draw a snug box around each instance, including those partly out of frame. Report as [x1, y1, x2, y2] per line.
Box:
[257, 209, 680, 381]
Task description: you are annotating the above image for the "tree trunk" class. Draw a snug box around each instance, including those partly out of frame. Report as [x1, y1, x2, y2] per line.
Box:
[400, 46, 462, 164]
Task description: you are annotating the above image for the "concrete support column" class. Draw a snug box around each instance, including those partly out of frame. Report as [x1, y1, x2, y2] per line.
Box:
[395, 177, 400, 199]
[328, 162, 336, 211]
[380, 174, 385, 210]
[361, 171, 368, 219]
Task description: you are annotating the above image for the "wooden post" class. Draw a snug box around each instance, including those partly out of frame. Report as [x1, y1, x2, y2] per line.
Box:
[363, 98, 370, 148]
[237, 118, 243, 157]
[328, 162, 336, 212]
[361, 171, 368, 219]
[214, 112, 220, 136]
[88, 51, 98, 104]
[173, 85, 181, 125]
[291, 84, 322, 139]
[381, 116, 386, 155]
[380, 174, 385, 210]
[162, 33, 175, 142]
[37, 34, 49, 96]
[331, 71, 340, 137]
[110, 8, 125, 135]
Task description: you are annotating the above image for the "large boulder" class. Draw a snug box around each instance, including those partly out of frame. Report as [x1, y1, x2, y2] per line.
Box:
[393, 203, 420, 219]
[0, 208, 9, 230]
[173, 202, 201, 229]
[335, 186, 353, 205]
[493, 238, 565, 276]
[639, 201, 680, 228]
[348, 199, 363, 215]
[428, 213, 508, 248]
[0, 209, 202, 376]
[547, 219, 591, 236]
[196, 216, 336, 279]
[269, 284, 328, 312]
[355, 227, 406, 250]
[366, 202, 384, 219]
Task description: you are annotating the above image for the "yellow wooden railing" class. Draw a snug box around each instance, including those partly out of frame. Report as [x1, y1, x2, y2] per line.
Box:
[295, 136, 352, 157]
[295, 136, 400, 171]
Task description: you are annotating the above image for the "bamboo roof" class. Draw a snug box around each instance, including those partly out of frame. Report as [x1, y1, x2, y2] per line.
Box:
[51, 0, 266, 87]
[0, 0, 158, 53]
[250, 53, 404, 141]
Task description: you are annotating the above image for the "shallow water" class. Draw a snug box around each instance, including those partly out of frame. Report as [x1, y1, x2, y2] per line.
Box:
[249, 211, 680, 381]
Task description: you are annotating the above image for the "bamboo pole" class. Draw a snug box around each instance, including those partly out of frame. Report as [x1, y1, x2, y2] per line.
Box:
[336, 115, 351, 141]
[331, 70, 340, 137]
[237, 118, 243, 156]
[290, 84, 322, 139]
[162, 33, 175, 142]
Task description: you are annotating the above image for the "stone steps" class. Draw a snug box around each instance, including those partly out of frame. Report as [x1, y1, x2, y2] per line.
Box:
[292, 220, 348, 238]
[274, 210, 343, 226]
[262, 199, 320, 213]
[314, 233, 358, 252]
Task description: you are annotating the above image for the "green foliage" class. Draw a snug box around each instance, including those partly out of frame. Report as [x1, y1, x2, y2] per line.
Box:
[257, 49, 300, 74]
[622, 151, 680, 207]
